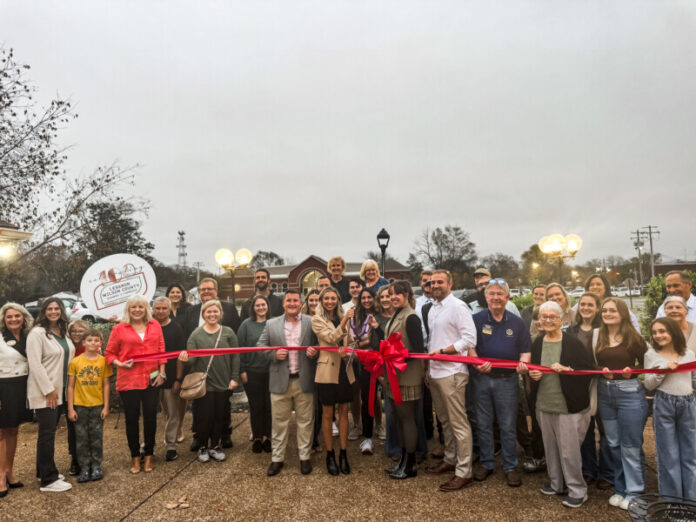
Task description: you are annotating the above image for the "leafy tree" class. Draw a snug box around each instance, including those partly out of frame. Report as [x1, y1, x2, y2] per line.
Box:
[249, 250, 285, 271]
[408, 226, 478, 288]
[520, 244, 567, 285]
[480, 253, 520, 285]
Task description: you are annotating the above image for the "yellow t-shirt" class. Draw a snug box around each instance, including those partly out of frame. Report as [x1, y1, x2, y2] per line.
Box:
[68, 354, 113, 407]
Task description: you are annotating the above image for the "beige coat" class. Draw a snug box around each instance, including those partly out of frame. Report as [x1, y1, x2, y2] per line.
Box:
[312, 313, 355, 385]
[26, 327, 75, 409]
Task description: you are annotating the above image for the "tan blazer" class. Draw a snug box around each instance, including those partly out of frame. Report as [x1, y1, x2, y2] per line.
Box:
[26, 327, 75, 409]
[312, 313, 355, 385]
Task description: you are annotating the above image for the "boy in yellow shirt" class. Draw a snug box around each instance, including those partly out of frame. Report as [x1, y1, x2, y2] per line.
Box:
[67, 329, 113, 483]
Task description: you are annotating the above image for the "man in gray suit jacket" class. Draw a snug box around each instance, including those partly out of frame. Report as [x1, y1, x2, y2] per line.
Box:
[257, 290, 317, 476]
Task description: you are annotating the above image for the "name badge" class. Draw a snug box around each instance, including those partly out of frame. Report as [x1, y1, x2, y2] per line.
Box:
[506, 328, 514, 337]
[482, 325, 492, 335]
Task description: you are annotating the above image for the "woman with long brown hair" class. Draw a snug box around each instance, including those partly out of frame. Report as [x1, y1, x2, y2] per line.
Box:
[596, 297, 648, 511]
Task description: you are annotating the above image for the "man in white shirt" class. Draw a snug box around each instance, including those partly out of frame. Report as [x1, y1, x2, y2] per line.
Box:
[656, 271, 696, 322]
[425, 269, 476, 492]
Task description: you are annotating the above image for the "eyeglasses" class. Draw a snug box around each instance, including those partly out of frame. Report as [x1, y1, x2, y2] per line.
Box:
[539, 315, 561, 322]
[200, 287, 216, 292]
[488, 279, 506, 285]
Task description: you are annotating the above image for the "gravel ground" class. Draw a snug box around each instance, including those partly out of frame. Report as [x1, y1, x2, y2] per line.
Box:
[2, 410, 656, 521]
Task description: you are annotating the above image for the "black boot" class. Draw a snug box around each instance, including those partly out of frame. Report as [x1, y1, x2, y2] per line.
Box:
[385, 448, 406, 474]
[339, 449, 350, 475]
[326, 450, 339, 476]
[390, 452, 417, 479]
[69, 456, 80, 476]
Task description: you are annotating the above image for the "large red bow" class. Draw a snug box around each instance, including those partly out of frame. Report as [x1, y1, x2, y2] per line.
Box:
[357, 332, 408, 417]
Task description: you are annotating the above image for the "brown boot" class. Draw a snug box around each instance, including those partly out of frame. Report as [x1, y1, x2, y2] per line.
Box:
[130, 457, 141, 474]
[143, 455, 154, 473]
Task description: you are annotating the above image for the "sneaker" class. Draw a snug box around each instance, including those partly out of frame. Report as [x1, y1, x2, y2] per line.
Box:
[197, 447, 210, 463]
[360, 438, 374, 455]
[332, 422, 339, 437]
[376, 423, 386, 440]
[77, 469, 90, 483]
[90, 467, 103, 481]
[348, 425, 361, 441]
[208, 446, 226, 462]
[540, 484, 565, 496]
[165, 450, 178, 462]
[608, 494, 624, 507]
[40, 479, 72, 492]
[562, 495, 588, 508]
[619, 497, 631, 511]
[523, 457, 546, 473]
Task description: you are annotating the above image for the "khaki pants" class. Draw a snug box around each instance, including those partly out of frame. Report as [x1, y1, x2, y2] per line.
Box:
[161, 389, 185, 451]
[270, 378, 314, 462]
[537, 410, 591, 499]
[430, 373, 473, 478]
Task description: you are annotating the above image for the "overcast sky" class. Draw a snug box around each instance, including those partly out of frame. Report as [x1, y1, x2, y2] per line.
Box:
[3, 1, 695, 271]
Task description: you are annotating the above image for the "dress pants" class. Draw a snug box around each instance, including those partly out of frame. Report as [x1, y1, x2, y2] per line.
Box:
[270, 377, 314, 462]
[161, 388, 184, 451]
[120, 387, 159, 457]
[35, 407, 61, 486]
[430, 373, 473, 479]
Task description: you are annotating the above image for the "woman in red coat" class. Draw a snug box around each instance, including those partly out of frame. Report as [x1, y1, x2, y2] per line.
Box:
[105, 295, 165, 474]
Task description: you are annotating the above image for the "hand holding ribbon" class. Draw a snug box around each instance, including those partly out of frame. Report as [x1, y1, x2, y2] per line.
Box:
[356, 332, 408, 417]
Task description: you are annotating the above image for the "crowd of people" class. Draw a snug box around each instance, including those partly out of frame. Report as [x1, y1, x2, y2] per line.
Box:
[1, 257, 695, 510]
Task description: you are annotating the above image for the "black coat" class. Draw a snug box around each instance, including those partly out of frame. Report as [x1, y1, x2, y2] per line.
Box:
[528, 333, 596, 414]
[182, 301, 241, 340]
[239, 292, 284, 322]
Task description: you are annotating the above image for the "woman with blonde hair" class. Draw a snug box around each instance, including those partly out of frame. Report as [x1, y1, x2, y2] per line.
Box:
[596, 297, 649, 510]
[360, 260, 389, 292]
[105, 295, 165, 474]
[661, 295, 696, 355]
[312, 287, 355, 475]
[0, 303, 33, 496]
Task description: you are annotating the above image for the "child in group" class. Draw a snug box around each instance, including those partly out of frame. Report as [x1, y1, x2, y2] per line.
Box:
[644, 317, 696, 501]
[67, 328, 113, 483]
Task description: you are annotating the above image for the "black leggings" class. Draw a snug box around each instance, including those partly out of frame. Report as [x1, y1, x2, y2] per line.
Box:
[245, 371, 271, 440]
[360, 369, 374, 438]
[194, 391, 229, 448]
[120, 387, 159, 457]
[390, 397, 418, 453]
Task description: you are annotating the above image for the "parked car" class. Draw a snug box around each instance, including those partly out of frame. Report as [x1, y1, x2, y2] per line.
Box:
[568, 288, 585, 299]
[70, 301, 105, 323]
[613, 286, 629, 297]
[509, 288, 521, 298]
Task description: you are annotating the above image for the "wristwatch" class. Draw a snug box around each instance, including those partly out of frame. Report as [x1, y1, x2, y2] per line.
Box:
[160, 373, 167, 381]
[439, 349, 444, 355]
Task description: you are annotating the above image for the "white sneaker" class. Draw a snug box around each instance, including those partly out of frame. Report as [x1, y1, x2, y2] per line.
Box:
[348, 425, 361, 441]
[197, 447, 210, 463]
[39, 479, 72, 492]
[332, 422, 339, 437]
[208, 446, 226, 462]
[360, 438, 374, 455]
[376, 423, 386, 440]
[609, 494, 624, 507]
[37, 473, 65, 483]
[619, 498, 631, 511]
[249, 432, 253, 441]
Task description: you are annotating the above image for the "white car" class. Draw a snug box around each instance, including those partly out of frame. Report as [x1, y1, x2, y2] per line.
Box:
[70, 301, 101, 323]
[569, 288, 585, 299]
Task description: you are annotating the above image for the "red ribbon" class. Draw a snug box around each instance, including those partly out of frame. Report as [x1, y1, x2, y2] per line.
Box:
[129, 344, 696, 417]
[355, 333, 408, 417]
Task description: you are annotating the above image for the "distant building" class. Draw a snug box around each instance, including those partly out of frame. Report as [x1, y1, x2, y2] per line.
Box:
[219, 255, 410, 301]
[655, 262, 696, 276]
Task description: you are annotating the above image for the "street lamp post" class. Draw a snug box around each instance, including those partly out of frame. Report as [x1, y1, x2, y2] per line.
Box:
[214, 247, 252, 306]
[538, 234, 582, 283]
[376, 228, 390, 277]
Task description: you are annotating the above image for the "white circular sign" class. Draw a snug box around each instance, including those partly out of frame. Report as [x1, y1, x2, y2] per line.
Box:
[80, 254, 157, 320]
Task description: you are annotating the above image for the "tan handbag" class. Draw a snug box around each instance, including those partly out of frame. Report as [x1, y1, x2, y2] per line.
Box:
[179, 328, 223, 400]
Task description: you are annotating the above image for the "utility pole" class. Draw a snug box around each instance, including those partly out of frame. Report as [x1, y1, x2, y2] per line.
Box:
[642, 225, 660, 278]
[176, 231, 187, 268]
[630, 229, 644, 289]
[192, 261, 204, 283]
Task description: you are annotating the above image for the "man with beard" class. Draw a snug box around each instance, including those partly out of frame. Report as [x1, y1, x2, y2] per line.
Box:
[240, 269, 285, 320]
[466, 268, 521, 317]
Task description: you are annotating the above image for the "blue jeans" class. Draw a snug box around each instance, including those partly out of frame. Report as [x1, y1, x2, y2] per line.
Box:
[385, 395, 428, 458]
[597, 379, 648, 498]
[653, 390, 696, 500]
[474, 373, 518, 472]
[580, 414, 614, 483]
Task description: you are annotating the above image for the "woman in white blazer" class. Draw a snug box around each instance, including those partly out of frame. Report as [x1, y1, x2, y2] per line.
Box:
[27, 298, 75, 493]
[0, 302, 33, 497]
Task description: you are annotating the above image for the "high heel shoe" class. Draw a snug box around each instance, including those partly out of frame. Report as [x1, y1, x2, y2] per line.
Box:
[339, 449, 350, 475]
[326, 450, 339, 476]
[130, 457, 141, 474]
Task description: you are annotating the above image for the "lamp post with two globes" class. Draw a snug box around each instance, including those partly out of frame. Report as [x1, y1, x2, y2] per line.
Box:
[214, 248, 253, 306]
[538, 234, 583, 284]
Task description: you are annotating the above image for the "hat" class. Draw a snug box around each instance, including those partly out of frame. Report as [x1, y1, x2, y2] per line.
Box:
[473, 267, 491, 278]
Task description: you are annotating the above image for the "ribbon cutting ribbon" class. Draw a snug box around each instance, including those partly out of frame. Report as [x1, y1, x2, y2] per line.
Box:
[129, 342, 696, 416]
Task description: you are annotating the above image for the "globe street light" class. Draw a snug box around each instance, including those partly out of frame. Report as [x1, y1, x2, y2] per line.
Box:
[0, 221, 33, 262]
[538, 233, 583, 283]
[215, 247, 252, 305]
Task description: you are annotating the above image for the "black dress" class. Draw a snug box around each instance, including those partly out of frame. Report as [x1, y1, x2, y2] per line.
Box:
[0, 331, 30, 428]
